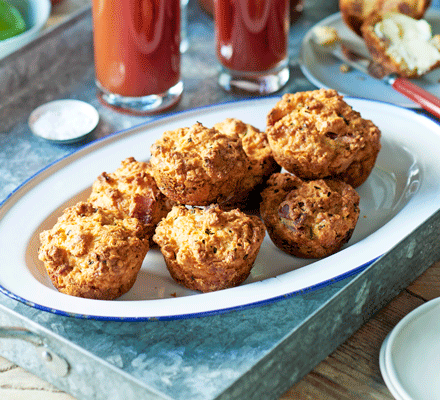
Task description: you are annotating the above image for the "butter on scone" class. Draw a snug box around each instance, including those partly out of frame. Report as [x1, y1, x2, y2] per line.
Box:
[38, 202, 149, 300]
[149, 122, 250, 206]
[361, 12, 440, 78]
[260, 173, 360, 259]
[153, 204, 266, 292]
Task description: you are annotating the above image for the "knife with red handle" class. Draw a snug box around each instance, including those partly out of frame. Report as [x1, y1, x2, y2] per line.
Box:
[389, 76, 440, 118]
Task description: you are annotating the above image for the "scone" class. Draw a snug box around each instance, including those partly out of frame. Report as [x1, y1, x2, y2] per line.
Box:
[339, 0, 431, 36]
[153, 204, 266, 292]
[38, 202, 149, 300]
[260, 173, 360, 258]
[266, 89, 381, 188]
[361, 12, 440, 78]
[213, 118, 280, 209]
[88, 157, 173, 240]
[149, 122, 250, 206]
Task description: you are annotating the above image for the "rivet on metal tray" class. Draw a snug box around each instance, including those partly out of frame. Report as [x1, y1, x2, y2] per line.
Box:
[0, 327, 70, 377]
[38, 347, 70, 377]
[41, 350, 53, 362]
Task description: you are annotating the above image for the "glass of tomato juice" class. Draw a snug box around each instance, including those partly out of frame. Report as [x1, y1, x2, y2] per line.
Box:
[214, 0, 290, 95]
[91, 0, 183, 114]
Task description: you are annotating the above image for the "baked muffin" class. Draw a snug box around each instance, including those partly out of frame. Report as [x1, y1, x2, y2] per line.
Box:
[266, 89, 381, 188]
[361, 12, 440, 78]
[88, 157, 173, 240]
[153, 204, 266, 292]
[213, 118, 280, 209]
[260, 173, 360, 258]
[339, 0, 431, 36]
[149, 122, 250, 206]
[38, 202, 149, 300]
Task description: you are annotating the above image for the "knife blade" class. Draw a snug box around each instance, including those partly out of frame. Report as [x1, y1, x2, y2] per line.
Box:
[312, 38, 440, 120]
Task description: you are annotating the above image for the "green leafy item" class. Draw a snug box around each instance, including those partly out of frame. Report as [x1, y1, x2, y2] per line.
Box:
[0, 0, 27, 41]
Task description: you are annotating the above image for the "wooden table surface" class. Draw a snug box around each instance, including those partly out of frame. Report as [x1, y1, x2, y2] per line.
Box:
[1, 259, 439, 399]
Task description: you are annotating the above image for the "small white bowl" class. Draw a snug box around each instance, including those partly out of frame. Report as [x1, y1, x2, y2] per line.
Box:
[29, 99, 100, 144]
[0, 0, 51, 59]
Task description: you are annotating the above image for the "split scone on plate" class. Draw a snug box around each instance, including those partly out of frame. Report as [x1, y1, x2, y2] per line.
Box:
[213, 117, 280, 209]
[266, 89, 381, 188]
[260, 173, 360, 259]
[153, 204, 266, 292]
[361, 12, 440, 78]
[149, 122, 250, 206]
[88, 157, 174, 241]
[38, 202, 149, 300]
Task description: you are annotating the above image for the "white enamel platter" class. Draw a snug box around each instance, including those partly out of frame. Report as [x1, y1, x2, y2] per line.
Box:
[299, 9, 440, 108]
[1, 97, 440, 320]
[379, 298, 440, 400]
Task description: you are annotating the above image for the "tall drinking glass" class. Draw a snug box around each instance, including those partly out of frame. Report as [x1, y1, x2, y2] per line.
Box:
[180, 0, 189, 52]
[214, 0, 290, 95]
[91, 0, 183, 114]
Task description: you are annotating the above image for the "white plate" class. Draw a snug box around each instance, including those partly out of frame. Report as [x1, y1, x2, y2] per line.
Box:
[379, 335, 405, 400]
[1, 97, 440, 320]
[299, 9, 440, 108]
[380, 297, 440, 400]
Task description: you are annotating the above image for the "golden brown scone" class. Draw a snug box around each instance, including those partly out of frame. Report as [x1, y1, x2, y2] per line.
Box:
[266, 89, 381, 188]
[361, 12, 440, 78]
[149, 122, 250, 206]
[88, 157, 173, 240]
[339, 0, 431, 36]
[38, 202, 149, 300]
[153, 204, 266, 292]
[260, 173, 360, 258]
[213, 118, 280, 208]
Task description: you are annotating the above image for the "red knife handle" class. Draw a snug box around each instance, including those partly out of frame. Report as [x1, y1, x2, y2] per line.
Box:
[392, 77, 440, 119]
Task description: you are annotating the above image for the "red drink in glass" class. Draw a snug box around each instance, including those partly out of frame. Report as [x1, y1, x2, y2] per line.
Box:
[92, 0, 182, 114]
[214, 0, 290, 94]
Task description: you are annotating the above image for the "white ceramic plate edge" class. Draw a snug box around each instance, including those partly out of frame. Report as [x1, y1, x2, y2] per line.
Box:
[379, 334, 405, 400]
[383, 297, 440, 400]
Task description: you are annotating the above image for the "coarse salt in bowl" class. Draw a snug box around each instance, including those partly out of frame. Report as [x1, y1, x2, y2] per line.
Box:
[29, 99, 100, 143]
